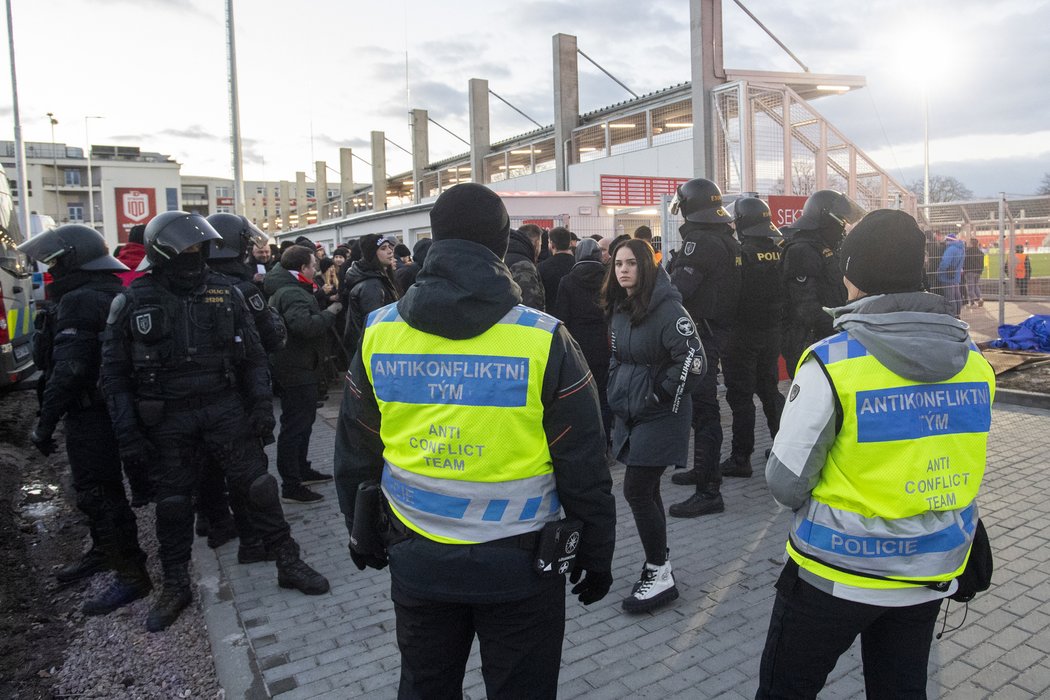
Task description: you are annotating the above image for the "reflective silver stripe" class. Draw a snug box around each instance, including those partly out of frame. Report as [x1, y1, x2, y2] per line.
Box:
[500, 307, 526, 325]
[791, 499, 976, 579]
[382, 461, 560, 542]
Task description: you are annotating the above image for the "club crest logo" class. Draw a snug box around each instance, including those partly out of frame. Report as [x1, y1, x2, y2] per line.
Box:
[565, 531, 580, 554]
[122, 190, 151, 222]
[676, 317, 695, 336]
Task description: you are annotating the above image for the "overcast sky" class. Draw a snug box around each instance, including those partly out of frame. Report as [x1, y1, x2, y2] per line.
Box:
[4, 0, 1048, 198]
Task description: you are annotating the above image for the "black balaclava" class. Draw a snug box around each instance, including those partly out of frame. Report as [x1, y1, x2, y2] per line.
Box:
[159, 250, 208, 293]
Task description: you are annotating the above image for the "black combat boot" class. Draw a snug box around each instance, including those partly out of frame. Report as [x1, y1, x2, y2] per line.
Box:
[82, 558, 153, 616]
[56, 547, 110, 583]
[670, 468, 700, 486]
[669, 491, 725, 518]
[206, 518, 239, 549]
[720, 455, 753, 478]
[274, 540, 330, 595]
[146, 569, 192, 633]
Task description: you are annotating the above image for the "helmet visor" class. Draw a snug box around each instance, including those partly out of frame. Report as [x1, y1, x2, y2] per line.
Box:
[669, 187, 684, 217]
[829, 196, 868, 228]
[243, 221, 269, 249]
[17, 234, 68, 265]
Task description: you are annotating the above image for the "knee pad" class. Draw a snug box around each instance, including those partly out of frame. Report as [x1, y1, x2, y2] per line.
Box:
[247, 473, 279, 509]
[155, 495, 193, 526]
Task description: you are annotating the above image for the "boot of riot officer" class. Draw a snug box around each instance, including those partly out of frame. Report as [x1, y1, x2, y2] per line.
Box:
[18, 225, 153, 613]
[779, 190, 867, 375]
[664, 179, 741, 517]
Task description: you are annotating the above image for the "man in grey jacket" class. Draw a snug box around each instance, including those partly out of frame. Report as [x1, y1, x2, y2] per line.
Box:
[758, 210, 995, 698]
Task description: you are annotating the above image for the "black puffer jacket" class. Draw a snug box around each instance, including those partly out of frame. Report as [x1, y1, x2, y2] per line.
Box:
[504, 229, 545, 311]
[551, 260, 609, 383]
[607, 269, 706, 467]
[333, 239, 616, 603]
[342, 260, 399, 351]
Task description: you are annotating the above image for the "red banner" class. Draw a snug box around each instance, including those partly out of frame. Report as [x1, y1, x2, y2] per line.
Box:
[115, 188, 156, 243]
[521, 218, 554, 230]
[600, 175, 690, 207]
[768, 195, 808, 228]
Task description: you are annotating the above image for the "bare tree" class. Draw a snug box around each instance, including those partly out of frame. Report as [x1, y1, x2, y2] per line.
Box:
[792, 161, 815, 196]
[907, 175, 974, 203]
[1038, 173, 1050, 196]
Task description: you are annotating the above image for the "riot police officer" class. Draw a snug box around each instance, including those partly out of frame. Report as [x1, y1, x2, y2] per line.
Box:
[19, 225, 153, 615]
[779, 190, 866, 376]
[197, 213, 287, 562]
[720, 198, 786, 477]
[666, 178, 742, 518]
[101, 211, 329, 632]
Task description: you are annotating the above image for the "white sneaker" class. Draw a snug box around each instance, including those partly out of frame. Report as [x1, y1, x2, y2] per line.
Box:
[623, 561, 679, 613]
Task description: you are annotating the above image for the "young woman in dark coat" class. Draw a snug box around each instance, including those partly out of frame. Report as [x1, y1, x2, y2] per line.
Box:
[604, 239, 705, 613]
[342, 234, 400, 352]
[552, 238, 612, 437]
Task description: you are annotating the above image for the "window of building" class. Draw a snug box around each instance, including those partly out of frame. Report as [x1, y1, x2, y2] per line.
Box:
[68, 204, 84, 222]
[216, 206, 232, 214]
[216, 186, 231, 198]
[65, 169, 81, 186]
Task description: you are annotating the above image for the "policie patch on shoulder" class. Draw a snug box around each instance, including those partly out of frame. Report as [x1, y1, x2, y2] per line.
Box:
[789, 384, 800, 401]
[683, 241, 696, 256]
[247, 292, 266, 312]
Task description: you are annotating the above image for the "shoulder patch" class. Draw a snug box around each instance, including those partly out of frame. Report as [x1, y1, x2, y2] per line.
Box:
[789, 384, 800, 401]
[683, 241, 696, 256]
[675, 317, 695, 337]
[247, 292, 266, 312]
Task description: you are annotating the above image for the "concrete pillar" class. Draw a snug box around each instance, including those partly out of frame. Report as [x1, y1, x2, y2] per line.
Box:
[339, 148, 354, 216]
[279, 180, 290, 232]
[468, 80, 489, 185]
[689, 0, 726, 180]
[371, 131, 387, 212]
[295, 171, 307, 228]
[315, 160, 328, 222]
[552, 33, 579, 191]
[267, 182, 277, 233]
[410, 109, 429, 203]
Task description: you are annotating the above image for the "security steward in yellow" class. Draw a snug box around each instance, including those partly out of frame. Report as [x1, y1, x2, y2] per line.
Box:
[758, 210, 995, 698]
[334, 183, 616, 699]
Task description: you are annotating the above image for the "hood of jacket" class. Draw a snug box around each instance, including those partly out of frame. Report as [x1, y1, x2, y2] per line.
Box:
[398, 239, 521, 340]
[506, 229, 537, 263]
[343, 259, 389, 290]
[830, 292, 972, 383]
[646, 266, 683, 313]
[568, 259, 607, 290]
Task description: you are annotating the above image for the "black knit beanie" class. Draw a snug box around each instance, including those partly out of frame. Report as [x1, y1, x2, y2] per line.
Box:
[360, 233, 396, 264]
[840, 209, 926, 295]
[429, 183, 510, 259]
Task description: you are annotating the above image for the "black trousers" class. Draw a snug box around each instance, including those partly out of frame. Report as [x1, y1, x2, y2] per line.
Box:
[723, 329, 785, 461]
[197, 461, 259, 544]
[276, 383, 319, 488]
[145, 394, 290, 574]
[757, 562, 942, 700]
[392, 577, 565, 700]
[623, 466, 667, 565]
[692, 325, 730, 495]
[65, 406, 143, 563]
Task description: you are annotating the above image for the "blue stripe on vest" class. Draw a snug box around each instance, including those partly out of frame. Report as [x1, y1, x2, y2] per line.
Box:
[383, 469, 470, 519]
[365, 303, 401, 328]
[371, 353, 529, 406]
[796, 503, 975, 558]
[855, 381, 992, 442]
[811, 332, 869, 365]
[507, 306, 559, 333]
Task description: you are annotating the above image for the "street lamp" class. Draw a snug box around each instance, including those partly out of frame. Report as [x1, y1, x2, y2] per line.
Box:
[85, 115, 103, 230]
[47, 112, 58, 221]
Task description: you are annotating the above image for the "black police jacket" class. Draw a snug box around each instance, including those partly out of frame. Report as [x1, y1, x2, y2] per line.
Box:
[736, 236, 785, 329]
[780, 233, 846, 339]
[210, 259, 286, 353]
[36, 271, 125, 435]
[668, 222, 741, 329]
[100, 271, 270, 444]
[333, 239, 616, 603]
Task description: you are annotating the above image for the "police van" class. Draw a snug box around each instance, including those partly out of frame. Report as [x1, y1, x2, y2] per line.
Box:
[0, 164, 35, 388]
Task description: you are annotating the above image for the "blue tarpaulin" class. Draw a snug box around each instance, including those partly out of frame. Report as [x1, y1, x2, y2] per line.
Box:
[989, 315, 1050, 352]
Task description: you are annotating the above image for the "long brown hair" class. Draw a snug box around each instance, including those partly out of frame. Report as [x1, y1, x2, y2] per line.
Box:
[602, 238, 657, 325]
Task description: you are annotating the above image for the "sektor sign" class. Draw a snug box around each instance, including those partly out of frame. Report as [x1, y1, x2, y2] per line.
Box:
[115, 188, 156, 242]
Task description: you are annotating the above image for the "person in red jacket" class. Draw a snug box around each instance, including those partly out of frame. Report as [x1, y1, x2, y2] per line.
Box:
[115, 225, 147, 287]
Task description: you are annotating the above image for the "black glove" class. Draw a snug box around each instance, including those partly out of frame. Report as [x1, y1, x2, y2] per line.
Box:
[248, 403, 276, 440]
[569, 566, 613, 605]
[119, 433, 156, 467]
[30, 427, 57, 456]
[348, 543, 388, 571]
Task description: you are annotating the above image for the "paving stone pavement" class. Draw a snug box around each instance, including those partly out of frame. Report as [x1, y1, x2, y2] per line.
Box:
[203, 299, 1050, 699]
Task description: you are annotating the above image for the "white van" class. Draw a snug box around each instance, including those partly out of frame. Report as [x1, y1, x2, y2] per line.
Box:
[0, 164, 35, 387]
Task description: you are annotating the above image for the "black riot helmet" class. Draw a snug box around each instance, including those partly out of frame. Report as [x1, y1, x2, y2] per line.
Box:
[138, 211, 222, 271]
[669, 178, 734, 224]
[792, 190, 867, 234]
[206, 213, 269, 261]
[18, 224, 128, 275]
[733, 197, 782, 238]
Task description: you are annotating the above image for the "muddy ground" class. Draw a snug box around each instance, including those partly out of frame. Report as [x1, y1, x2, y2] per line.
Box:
[0, 384, 87, 698]
[995, 359, 1050, 394]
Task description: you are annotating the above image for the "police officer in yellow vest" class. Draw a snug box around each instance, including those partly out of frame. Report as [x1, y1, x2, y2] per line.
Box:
[333, 183, 616, 699]
[758, 209, 994, 698]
